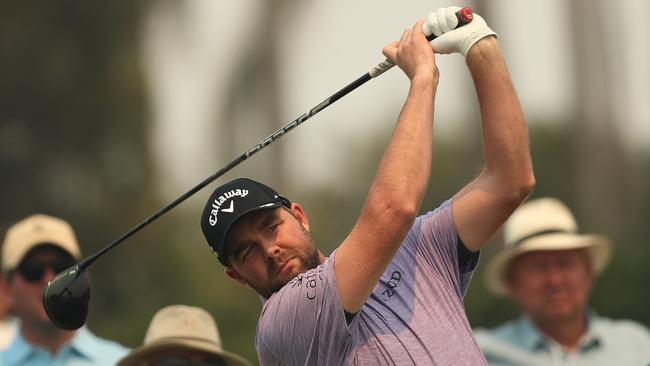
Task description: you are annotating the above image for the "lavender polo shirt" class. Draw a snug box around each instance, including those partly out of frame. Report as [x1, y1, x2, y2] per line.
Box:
[255, 200, 487, 365]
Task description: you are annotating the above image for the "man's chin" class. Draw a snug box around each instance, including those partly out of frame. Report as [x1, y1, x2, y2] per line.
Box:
[264, 267, 309, 296]
[540, 306, 580, 322]
[275, 268, 303, 287]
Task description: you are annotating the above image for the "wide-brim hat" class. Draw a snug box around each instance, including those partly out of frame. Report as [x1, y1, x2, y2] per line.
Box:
[2, 214, 81, 272]
[117, 305, 251, 366]
[485, 197, 611, 295]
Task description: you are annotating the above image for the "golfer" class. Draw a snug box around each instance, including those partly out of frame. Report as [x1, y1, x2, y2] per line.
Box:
[201, 6, 534, 365]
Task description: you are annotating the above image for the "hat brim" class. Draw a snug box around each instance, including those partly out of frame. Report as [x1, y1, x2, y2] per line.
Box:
[3, 240, 81, 272]
[485, 233, 611, 296]
[117, 338, 251, 366]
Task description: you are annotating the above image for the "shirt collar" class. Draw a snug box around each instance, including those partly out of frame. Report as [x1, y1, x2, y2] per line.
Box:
[515, 315, 547, 351]
[580, 310, 603, 351]
[69, 327, 101, 361]
[517, 311, 603, 352]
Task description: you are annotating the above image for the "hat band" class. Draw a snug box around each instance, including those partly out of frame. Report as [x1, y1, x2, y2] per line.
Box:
[512, 228, 572, 247]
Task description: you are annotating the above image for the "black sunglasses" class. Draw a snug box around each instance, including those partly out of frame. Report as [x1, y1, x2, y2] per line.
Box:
[16, 258, 77, 283]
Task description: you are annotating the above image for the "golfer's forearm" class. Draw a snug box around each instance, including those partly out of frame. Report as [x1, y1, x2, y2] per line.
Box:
[467, 37, 534, 192]
[448, 38, 533, 251]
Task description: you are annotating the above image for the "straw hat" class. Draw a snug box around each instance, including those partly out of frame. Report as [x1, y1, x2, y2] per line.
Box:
[117, 305, 251, 366]
[485, 197, 611, 295]
[1, 214, 81, 272]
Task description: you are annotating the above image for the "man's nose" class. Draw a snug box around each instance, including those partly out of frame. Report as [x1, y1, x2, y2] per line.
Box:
[262, 240, 281, 261]
[41, 267, 57, 284]
[545, 265, 564, 285]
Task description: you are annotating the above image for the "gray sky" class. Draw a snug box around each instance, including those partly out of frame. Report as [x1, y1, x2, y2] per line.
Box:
[142, 0, 650, 198]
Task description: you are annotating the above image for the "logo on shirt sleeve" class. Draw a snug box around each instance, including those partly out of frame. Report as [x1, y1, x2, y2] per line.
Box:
[381, 271, 402, 301]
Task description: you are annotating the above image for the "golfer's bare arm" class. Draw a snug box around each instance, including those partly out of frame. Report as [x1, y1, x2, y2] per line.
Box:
[452, 36, 535, 252]
[334, 21, 437, 313]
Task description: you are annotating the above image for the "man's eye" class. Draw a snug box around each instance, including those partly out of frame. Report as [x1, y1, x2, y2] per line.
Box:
[268, 219, 283, 233]
[241, 245, 256, 261]
[528, 262, 546, 273]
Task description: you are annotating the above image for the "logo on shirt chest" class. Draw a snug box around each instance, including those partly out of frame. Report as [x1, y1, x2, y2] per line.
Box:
[289, 266, 324, 300]
[381, 270, 402, 301]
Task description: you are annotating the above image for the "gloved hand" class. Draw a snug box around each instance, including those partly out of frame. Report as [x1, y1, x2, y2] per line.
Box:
[422, 6, 496, 56]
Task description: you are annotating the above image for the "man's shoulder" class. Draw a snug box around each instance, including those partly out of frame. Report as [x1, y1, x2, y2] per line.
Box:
[474, 316, 542, 352]
[474, 318, 552, 366]
[75, 328, 130, 359]
[592, 315, 650, 340]
[474, 319, 522, 341]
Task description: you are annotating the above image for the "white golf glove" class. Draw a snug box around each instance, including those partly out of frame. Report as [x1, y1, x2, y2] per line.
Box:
[422, 6, 496, 56]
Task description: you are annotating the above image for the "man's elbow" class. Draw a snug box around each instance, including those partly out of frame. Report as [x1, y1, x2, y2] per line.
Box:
[511, 171, 536, 204]
[369, 196, 419, 230]
[488, 167, 535, 207]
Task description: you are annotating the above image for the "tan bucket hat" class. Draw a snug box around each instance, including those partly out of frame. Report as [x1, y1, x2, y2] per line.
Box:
[485, 197, 611, 295]
[1, 214, 81, 272]
[117, 305, 251, 366]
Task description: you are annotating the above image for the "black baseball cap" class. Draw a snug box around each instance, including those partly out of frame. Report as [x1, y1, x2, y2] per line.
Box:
[200, 178, 290, 266]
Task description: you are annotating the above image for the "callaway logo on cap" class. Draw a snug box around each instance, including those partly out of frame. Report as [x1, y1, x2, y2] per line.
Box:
[200, 178, 290, 266]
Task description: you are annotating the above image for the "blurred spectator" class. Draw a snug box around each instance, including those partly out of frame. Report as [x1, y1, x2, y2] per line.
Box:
[474, 197, 650, 365]
[117, 304, 251, 366]
[0, 214, 129, 365]
[0, 273, 17, 350]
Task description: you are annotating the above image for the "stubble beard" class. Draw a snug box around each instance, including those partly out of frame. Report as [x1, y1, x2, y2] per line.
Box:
[259, 233, 321, 298]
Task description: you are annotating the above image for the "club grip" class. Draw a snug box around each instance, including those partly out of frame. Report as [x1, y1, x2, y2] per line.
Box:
[425, 7, 473, 41]
[369, 7, 473, 78]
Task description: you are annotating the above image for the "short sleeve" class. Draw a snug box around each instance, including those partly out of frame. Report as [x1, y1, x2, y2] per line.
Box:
[408, 199, 479, 297]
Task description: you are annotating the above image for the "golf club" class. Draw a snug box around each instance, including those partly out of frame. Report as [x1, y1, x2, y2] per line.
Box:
[43, 7, 474, 330]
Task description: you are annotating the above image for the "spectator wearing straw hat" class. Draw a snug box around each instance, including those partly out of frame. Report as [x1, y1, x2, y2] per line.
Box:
[474, 197, 650, 366]
[117, 304, 251, 366]
[0, 214, 129, 366]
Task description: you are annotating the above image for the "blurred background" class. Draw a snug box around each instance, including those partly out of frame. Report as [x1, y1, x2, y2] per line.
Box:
[1, 0, 649, 363]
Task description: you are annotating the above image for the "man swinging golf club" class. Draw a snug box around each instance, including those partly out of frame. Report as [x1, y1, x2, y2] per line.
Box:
[201, 6, 535, 365]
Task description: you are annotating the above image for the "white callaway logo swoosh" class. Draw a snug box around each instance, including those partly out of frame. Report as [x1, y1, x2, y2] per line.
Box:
[258, 203, 275, 208]
[222, 200, 235, 213]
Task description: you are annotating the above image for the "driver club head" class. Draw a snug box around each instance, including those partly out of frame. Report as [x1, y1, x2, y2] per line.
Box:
[42, 264, 90, 330]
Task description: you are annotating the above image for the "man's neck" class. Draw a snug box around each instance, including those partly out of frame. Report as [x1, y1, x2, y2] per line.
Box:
[533, 313, 588, 351]
[21, 322, 76, 355]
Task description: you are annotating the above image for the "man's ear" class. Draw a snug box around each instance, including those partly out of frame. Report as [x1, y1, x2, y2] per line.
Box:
[0, 274, 14, 309]
[224, 267, 250, 288]
[290, 203, 310, 232]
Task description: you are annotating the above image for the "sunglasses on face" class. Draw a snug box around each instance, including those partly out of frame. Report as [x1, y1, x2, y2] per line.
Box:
[15, 258, 76, 283]
[152, 355, 226, 366]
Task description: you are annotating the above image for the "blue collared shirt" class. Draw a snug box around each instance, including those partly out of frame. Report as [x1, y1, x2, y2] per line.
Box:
[0, 327, 129, 366]
[474, 313, 650, 366]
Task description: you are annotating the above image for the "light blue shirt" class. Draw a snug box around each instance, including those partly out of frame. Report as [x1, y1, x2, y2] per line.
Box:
[0, 327, 129, 366]
[474, 313, 650, 366]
